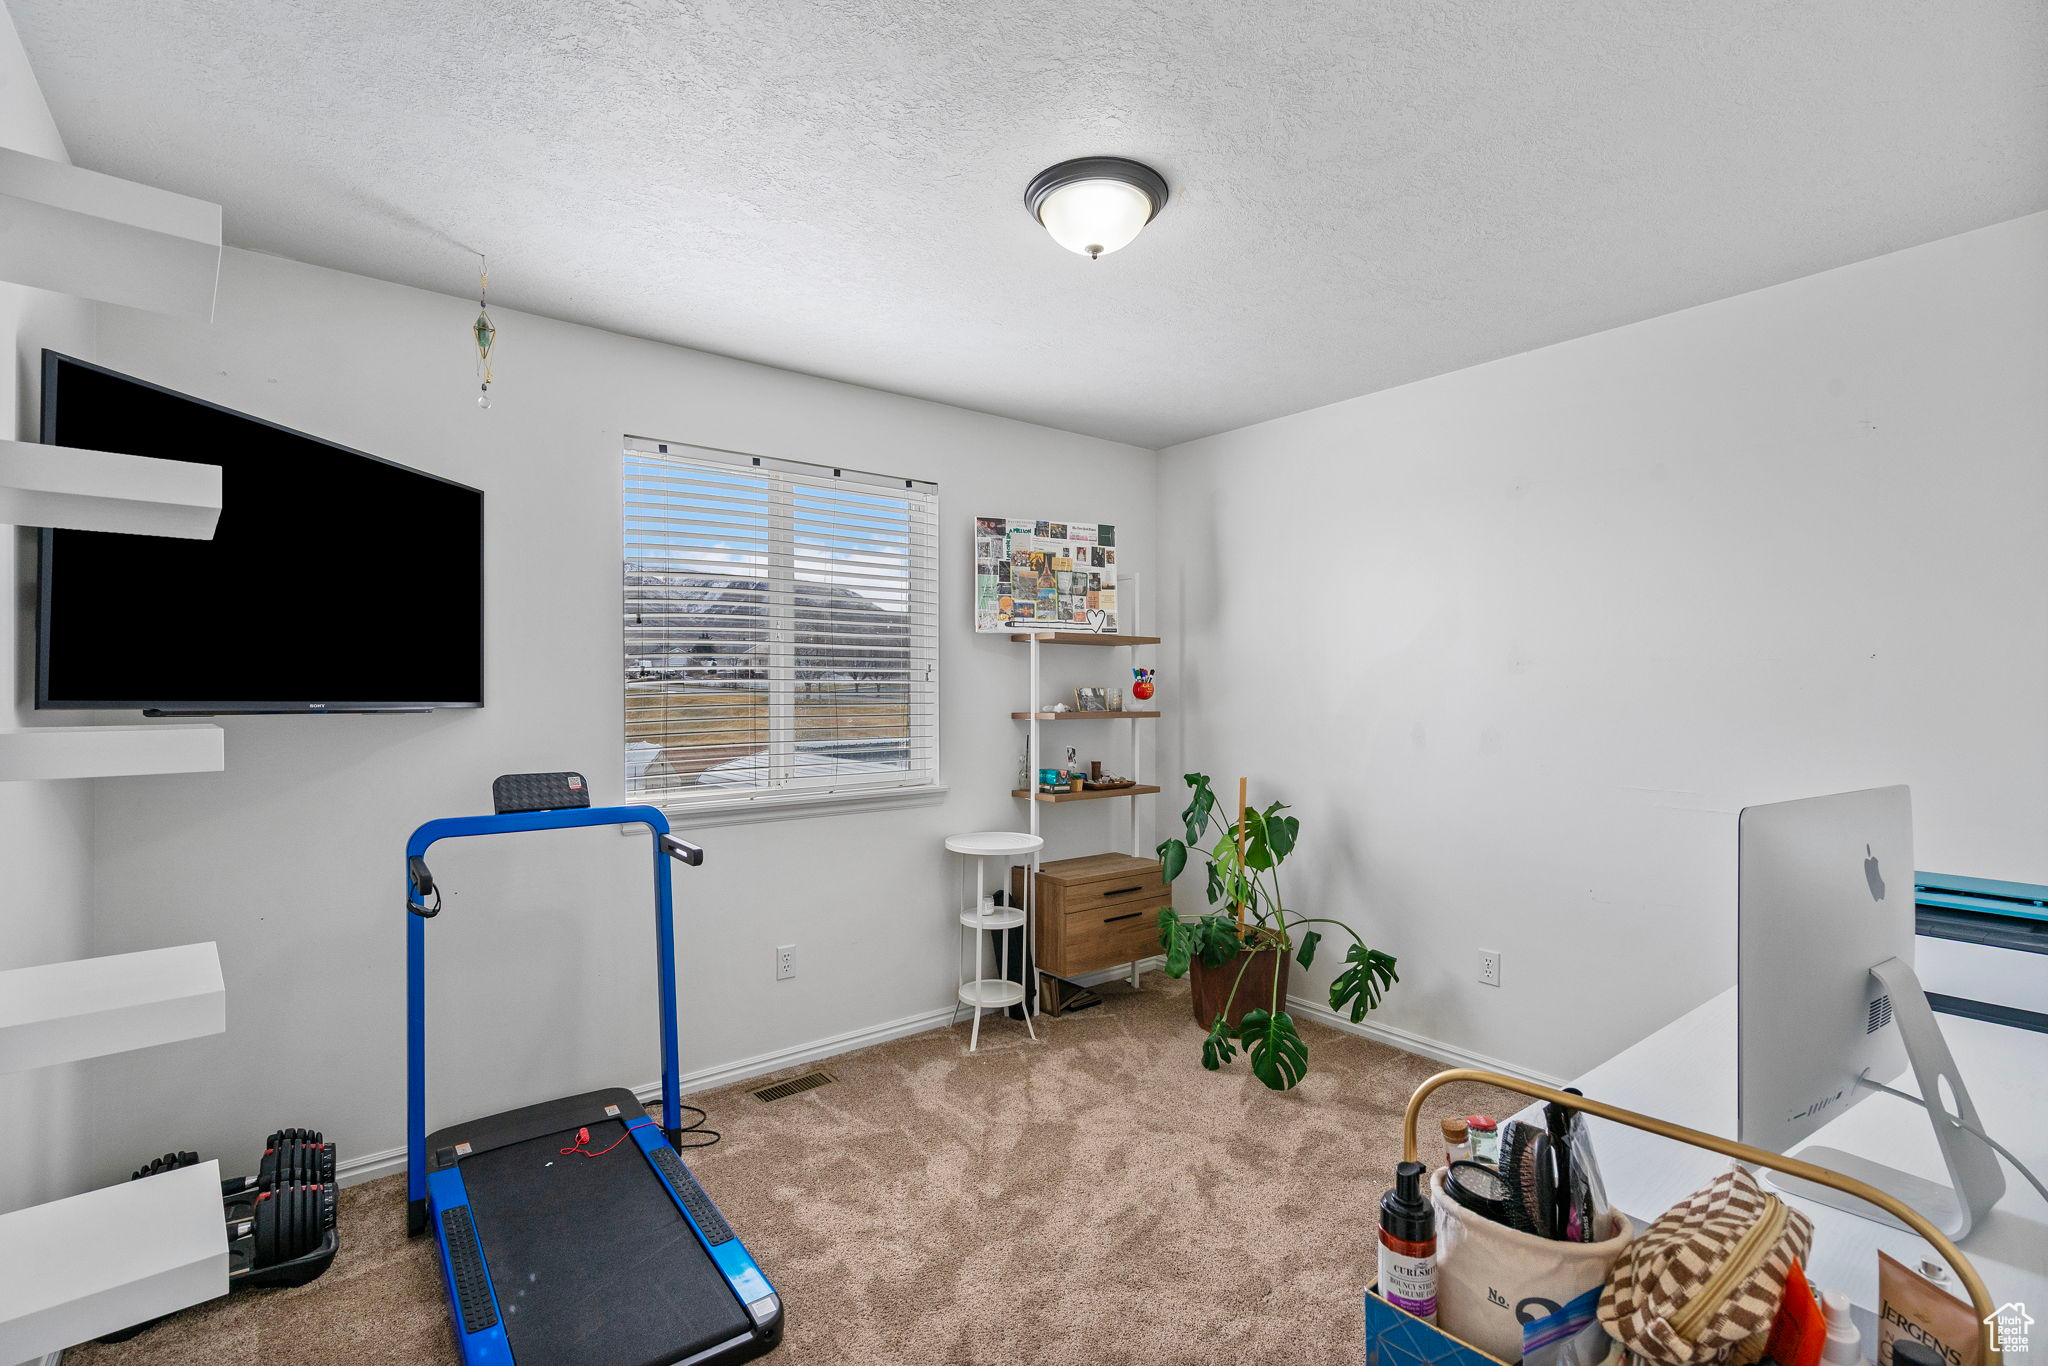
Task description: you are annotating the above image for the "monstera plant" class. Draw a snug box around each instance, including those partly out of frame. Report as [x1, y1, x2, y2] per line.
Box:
[1156, 773, 1399, 1091]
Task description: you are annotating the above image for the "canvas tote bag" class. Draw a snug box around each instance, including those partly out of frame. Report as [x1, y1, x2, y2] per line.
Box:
[1431, 1167, 1635, 1362]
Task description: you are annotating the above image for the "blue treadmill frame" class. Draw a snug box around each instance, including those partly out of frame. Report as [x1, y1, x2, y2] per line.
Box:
[405, 803, 779, 1365]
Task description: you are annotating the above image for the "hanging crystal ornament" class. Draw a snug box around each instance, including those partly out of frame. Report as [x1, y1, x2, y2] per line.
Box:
[473, 255, 496, 409]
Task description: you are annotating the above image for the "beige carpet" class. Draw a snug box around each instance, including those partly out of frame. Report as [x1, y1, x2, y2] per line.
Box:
[67, 972, 1519, 1366]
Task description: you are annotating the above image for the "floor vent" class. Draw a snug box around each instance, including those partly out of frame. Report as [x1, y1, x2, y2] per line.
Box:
[751, 1070, 835, 1103]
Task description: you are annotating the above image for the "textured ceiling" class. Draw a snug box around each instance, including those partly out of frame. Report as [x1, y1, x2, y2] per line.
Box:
[13, 2, 2048, 448]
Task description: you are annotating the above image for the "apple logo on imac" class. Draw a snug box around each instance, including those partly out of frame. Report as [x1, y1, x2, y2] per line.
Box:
[1864, 844, 1886, 902]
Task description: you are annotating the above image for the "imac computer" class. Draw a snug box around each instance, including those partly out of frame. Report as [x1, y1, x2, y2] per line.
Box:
[1737, 785, 2006, 1238]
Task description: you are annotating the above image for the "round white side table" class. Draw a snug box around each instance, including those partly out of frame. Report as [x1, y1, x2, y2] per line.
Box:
[945, 830, 1044, 1051]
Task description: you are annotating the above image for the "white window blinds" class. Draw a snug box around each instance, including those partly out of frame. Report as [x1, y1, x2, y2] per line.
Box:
[623, 438, 939, 809]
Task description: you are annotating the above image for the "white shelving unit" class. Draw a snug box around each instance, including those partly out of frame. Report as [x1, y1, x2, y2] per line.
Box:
[1007, 581, 1161, 996]
[0, 942, 226, 1076]
[0, 1160, 230, 1362]
[0, 723, 224, 783]
[0, 144, 222, 321]
[0, 438, 223, 539]
[1012, 631, 1159, 855]
[0, 136, 235, 1364]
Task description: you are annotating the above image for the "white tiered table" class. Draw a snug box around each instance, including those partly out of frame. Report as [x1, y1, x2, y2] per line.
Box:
[946, 831, 1044, 1051]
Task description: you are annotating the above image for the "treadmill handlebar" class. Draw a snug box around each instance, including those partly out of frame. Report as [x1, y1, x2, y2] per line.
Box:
[407, 855, 441, 918]
[406, 833, 700, 919]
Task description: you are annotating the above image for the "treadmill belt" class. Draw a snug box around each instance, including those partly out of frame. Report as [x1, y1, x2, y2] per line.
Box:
[460, 1119, 750, 1366]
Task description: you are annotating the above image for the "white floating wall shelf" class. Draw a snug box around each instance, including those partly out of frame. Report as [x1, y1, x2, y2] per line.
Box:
[0, 723, 224, 783]
[0, 942, 225, 1076]
[0, 144, 221, 320]
[0, 1159, 229, 1361]
[0, 438, 221, 539]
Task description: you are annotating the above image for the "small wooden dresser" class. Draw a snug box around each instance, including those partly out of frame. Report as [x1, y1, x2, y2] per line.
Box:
[1013, 852, 1169, 979]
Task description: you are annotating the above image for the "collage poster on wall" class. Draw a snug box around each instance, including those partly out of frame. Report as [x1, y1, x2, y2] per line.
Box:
[973, 517, 1118, 633]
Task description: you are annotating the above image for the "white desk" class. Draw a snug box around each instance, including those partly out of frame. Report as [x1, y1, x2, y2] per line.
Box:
[1521, 987, 2047, 1315]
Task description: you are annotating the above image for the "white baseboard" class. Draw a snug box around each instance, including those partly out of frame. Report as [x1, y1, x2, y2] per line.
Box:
[1286, 996, 1567, 1090]
[340, 959, 1175, 1188]
[338, 998, 962, 1187]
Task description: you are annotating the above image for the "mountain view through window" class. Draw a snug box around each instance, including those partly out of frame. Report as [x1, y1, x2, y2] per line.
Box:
[623, 441, 938, 806]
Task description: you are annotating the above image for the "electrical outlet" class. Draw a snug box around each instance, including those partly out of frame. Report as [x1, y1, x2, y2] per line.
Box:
[1477, 949, 1502, 988]
[775, 944, 796, 981]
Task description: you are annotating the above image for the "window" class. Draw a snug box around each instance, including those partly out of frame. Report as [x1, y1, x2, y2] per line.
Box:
[623, 439, 939, 812]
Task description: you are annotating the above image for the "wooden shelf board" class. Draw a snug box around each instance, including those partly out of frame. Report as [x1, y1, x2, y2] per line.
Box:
[1009, 632, 1161, 647]
[1011, 784, 1161, 804]
[1011, 710, 1160, 721]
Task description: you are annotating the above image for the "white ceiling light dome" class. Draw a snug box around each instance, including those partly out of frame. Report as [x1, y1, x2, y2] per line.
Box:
[1025, 157, 1169, 260]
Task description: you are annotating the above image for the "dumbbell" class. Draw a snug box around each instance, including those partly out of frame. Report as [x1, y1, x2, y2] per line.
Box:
[100, 1134, 340, 1342]
[233, 1181, 337, 1268]
[224, 1129, 337, 1194]
[132, 1151, 200, 1181]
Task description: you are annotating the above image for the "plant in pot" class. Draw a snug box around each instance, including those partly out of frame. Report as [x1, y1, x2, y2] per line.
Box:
[1155, 772, 1399, 1091]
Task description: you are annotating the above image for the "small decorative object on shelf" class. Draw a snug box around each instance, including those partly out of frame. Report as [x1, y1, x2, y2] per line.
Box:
[1074, 686, 1109, 711]
[1110, 690, 1124, 712]
[1038, 767, 1064, 793]
[1132, 668, 1156, 701]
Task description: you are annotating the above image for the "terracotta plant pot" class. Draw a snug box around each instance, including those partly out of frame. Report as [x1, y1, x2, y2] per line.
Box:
[1189, 942, 1292, 1028]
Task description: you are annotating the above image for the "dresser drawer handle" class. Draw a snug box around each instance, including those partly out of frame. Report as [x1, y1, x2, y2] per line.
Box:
[1102, 885, 1147, 897]
[1103, 911, 1143, 923]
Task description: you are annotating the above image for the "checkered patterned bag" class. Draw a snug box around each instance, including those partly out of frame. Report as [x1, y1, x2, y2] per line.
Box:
[1597, 1164, 1812, 1366]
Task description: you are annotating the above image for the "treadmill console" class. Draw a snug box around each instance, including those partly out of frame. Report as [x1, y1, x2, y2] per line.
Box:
[491, 771, 590, 814]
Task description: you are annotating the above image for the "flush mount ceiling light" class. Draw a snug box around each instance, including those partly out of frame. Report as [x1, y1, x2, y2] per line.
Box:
[1024, 157, 1169, 260]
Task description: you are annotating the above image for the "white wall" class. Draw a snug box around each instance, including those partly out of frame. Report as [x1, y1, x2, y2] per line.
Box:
[0, 0, 99, 1222]
[80, 247, 1158, 1184]
[1156, 213, 2048, 1081]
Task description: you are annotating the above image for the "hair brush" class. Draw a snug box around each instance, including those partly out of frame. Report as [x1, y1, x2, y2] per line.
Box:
[1444, 1160, 1516, 1225]
[1495, 1120, 1549, 1235]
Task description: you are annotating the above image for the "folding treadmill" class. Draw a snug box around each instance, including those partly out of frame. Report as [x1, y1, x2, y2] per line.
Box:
[405, 776, 782, 1366]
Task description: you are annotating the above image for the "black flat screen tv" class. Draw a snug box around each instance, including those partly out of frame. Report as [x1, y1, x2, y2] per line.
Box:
[37, 352, 484, 713]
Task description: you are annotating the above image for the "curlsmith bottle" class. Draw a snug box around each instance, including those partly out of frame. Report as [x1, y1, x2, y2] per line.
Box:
[1377, 1160, 1439, 1323]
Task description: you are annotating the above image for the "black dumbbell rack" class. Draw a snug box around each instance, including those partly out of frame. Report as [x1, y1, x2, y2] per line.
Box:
[223, 1185, 339, 1289]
